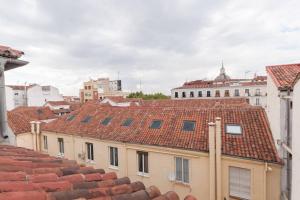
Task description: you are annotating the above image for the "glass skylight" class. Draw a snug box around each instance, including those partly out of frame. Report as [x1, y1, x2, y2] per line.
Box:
[66, 115, 75, 121]
[226, 124, 242, 135]
[182, 120, 195, 131]
[101, 117, 112, 125]
[122, 118, 133, 126]
[81, 116, 92, 123]
[150, 120, 162, 129]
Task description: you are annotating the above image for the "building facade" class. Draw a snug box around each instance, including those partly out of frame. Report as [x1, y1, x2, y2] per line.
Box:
[5, 84, 63, 110]
[80, 78, 128, 103]
[266, 63, 300, 200]
[15, 99, 281, 200]
[171, 66, 267, 108]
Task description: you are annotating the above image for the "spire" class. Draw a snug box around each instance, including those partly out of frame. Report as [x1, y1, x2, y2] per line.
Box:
[214, 60, 231, 81]
[220, 61, 225, 74]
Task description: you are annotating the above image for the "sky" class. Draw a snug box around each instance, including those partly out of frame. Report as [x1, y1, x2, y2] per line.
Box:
[1, 0, 300, 96]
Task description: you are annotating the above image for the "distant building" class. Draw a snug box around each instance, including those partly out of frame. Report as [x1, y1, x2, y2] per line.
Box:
[266, 63, 300, 200]
[44, 101, 71, 116]
[80, 78, 128, 103]
[171, 64, 267, 108]
[5, 84, 64, 110]
[63, 95, 80, 103]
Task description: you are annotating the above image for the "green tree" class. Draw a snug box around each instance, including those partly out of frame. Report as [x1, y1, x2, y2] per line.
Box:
[128, 92, 169, 100]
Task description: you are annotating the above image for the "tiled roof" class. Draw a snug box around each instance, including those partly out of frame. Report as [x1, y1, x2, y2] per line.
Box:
[44, 100, 280, 164]
[46, 101, 70, 106]
[266, 63, 300, 90]
[0, 145, 194, 200]
[7, 107, 57, 135]
[0, 45, 24, 59]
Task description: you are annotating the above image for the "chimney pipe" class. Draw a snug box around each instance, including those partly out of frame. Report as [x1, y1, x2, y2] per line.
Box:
[215, 117, 222, 200]
[208, 122, 216, 200]
[36, 121, 41, 151]
[30, 121, 37, 151]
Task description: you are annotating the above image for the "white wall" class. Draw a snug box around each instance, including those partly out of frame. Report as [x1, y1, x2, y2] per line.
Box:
[28, 85, 63, 107]
[292, 80, 300, 200]
[5, 87, 14, 111]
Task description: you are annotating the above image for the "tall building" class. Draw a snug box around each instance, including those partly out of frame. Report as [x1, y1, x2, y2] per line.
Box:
[5, 84, 63, 110]
[80, 78, 128, 103]
[266, 63, 300, 200]
[171, 64, 267, 108]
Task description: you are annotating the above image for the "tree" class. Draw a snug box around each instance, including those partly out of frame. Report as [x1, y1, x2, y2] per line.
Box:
[128, 92, 169, 100]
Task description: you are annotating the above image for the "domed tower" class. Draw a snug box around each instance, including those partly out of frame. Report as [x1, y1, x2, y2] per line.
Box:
[214, 62, 231, 81]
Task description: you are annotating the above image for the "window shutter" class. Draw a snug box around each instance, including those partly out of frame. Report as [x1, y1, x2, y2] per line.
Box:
[175, 157, 182, 181]
[183, 159, 189, 183]
[229, 167, 251, 199]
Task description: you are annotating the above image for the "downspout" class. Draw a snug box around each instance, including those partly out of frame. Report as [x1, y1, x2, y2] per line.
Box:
[0, 58, 8, 142]
[209, 122, 216, 200]
[286, 90, 292, 200]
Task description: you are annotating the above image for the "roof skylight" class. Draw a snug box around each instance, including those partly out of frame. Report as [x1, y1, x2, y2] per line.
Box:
[101, 117, 112, 125]
[182, 120, 195, 131]
[150, 120, 162, 129]
[122, 118, 133, 126]
[81, 116, 92, 123]
[226, 124, 242, 135]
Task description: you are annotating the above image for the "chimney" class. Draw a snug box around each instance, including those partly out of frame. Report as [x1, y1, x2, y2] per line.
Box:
[215, 117, 222, 200]
[30, 121, 37, 151]
[36, 121, 41, 151]
[208, 122, 216, 200]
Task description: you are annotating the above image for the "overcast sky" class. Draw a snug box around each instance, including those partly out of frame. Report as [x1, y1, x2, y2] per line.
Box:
[1, 0, 300, 95]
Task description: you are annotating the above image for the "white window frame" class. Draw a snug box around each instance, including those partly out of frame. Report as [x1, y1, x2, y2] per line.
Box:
[255, 98, 260, 106]
[175, 157, 190, 183]
[86, 142, 94, 162]
[43, 135, 48, 150]
[137, 151, 149, 176]
[57, 138, 64, 157]
[229, 167, 251, 200]
[109, 146, 119, 169]
[226, 124, 242, 135]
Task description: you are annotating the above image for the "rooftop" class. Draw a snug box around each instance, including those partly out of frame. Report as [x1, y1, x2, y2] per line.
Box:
[0, 45, 24, 59]
[266, 63, 300, 90]
[44, 99, 280, 164]
[0, 145, 195, 200]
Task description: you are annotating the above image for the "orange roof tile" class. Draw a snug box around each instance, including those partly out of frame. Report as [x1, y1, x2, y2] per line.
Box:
[266, 63, 300, 90]
[0, 145, 195, 200]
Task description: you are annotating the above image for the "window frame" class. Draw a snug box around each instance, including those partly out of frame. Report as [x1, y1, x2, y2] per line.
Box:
[43, 135, 48, 150]
[58, 138, 64, 156]
[121, 118, 133, 127]
[174, 92, 178, 98]
[198, 91, 202, 97]
[206, 90, 211, 97]
[86, 142, 94, 161]
[182, 120, 196, 132]
[226, 124, 242, 135]
[229, 166, 251, 200]
[81, 116, 92, 123]
[234, 89, 240, 97]
[182, 92, 186, 98]
[137, 151, 149, 175]
[175, 157, 190, 183]
[101, 117, 112, 126]
[190, 91, 194, 98]
[149, 120, 162, 129]
[109, 146, 119, 168]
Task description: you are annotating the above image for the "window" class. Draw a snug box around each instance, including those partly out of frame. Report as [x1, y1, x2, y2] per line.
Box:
[137, 151, 148, 174]
[225, 90, 230, 97]
[182, 121, 195, 131]
[255, 98, 260, 105]
[255, 89, 261, 96]
[14, 92, 19, 96]
[207, 91, 211, 97]
[81, 116, 92, 123]
[229, 167, 251, 200]
[150, 120, 162, 129]
[215, 90, 220, 97]
[109, 147, 118, 167]
[86, 143, 94, 161]
[175, 157, 189, 183]
[226, 124, 242, 135]
[234, 89, 240, 97]
[58, 138, 64, 154]
[122, 118, 133, 126]
[182, 92, 186, 98]
[174, 92, 178, 98]
[190, 91, 194, 98]
[245, 89, 250, 96]
[101, 117, 112, 125]
[198, 91, 202, 97]
[43, 135, 48, 150]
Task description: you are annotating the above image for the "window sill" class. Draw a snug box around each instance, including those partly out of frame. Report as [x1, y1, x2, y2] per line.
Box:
[57, 153, 64, 158]
[171, 180, 191, 187]
[137, 172, 150, 178]
[85, 160, 96, 165]
[109, 165, 119, 171]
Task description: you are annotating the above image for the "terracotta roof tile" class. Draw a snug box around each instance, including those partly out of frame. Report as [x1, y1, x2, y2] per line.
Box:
[46, 101, 70, 106]
[266, 63, 300, 90]
[0, 45, 24, 59]
[44, 99, 280, 163]
[7, 107, 57, 135]
[0, 145, 195, 200]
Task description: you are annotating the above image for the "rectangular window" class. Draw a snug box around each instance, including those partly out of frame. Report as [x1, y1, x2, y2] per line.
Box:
[86, 143, 94, 161]
[215, 90, 220, 97]
[122, 118, 133, 126]
[101, 117, 112, 125]
[229, 167, 251, 200]
[207, 91, 211, 97]
[255, 98, 260, 105]
[198, 91, 202, 97]
[182, 120, 195, 131]
[137, 151, 149, 174]
[43, 135, 48, 150]
[174, 92, 178, 98]
[255, 89, 261, 96]
[234, 89, 240, 97]
[175, 157, 189, 183]
[245, 89, 250, 96]
[150, 120, 162, 129]
[226, 124, 242, 135]
[109, 147, 118, 167]
[190, 91, 194, 98]
[58, 138, 64, 154]
[182, 92, 186, 98]
[225, 90, 230, 97]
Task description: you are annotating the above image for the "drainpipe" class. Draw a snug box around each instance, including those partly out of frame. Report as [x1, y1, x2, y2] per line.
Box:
[286, 90, 292, 200]
[209, 122, 216, 200]
[0, 59, 8, 142]
[215, 117, 222, 200]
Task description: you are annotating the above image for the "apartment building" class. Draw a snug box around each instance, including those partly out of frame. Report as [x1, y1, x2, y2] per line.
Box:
[0, 45, 28, 144]
[5, 84, 63, 110]
[171, 65, 267, 108]
[44, 101, 71, 116]
[15, 99, 281, 200]
[266, 63, 300, 200]
[80, 78, 128, 103]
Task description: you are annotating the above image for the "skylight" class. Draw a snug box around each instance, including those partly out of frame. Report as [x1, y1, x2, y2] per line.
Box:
[150, 120, 162, 129]
[182, 120, 195, 131]
[226, 124, 242, 135]
[81, 116, 92, 123]
[66, 115, 75, 121]
[122, 118, 133, 126]
[101, 117, 112, 125]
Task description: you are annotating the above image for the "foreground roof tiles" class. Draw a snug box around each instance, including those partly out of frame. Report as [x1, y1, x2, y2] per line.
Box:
[0, 44, 24, 59]
[8, 107, 56, 135]
[0, 145, 194, 200]
[46, 101, 70, 106]
[44, 99, 280, 163]
[266, 63, 300, 90]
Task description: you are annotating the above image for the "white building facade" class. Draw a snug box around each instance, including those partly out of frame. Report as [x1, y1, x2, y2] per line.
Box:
[171, 66, 267, 108]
